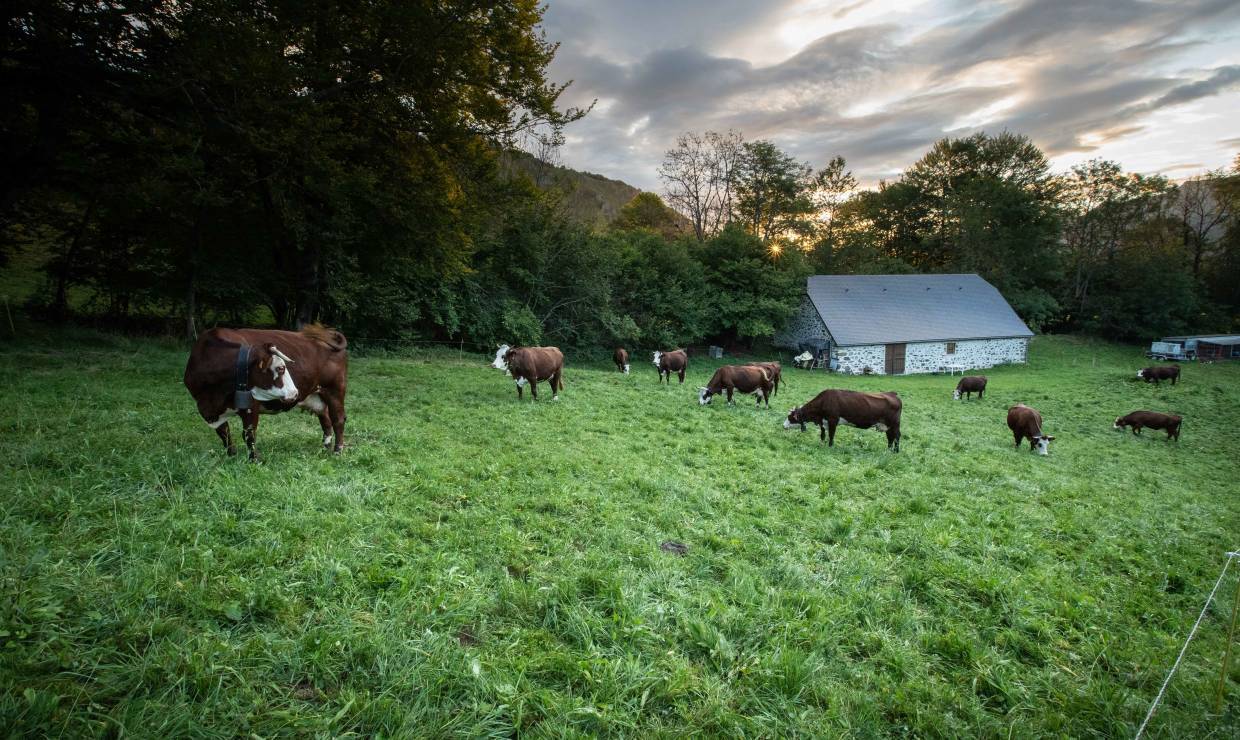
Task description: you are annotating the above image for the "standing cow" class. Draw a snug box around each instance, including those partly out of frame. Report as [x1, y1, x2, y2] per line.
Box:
[613, 347, 630, 374]
[784, 389, 902, 451]
[1114, 410, 1182, 440]
[953, 376, 987, 400]
[653, 349, 688, 384]
[698, 365, 773, 407]
[184, 324, 349, 461]
[492, 345, 564, 400]
[1007, 404, 1054, 455]
[747, 361, 783, 396]
[1137, 366, 1180, 385]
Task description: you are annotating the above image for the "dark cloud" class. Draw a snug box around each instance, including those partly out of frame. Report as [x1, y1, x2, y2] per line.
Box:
[541, 0, 1240, 189]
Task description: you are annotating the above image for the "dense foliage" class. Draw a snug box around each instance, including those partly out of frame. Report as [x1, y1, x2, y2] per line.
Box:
[4, 3, 1238, 349]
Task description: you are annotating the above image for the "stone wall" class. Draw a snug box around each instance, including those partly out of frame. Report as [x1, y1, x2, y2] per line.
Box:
[833, 338, 1028, 375]
[773, 295, 832, 350]
[832, 345, 887, 374]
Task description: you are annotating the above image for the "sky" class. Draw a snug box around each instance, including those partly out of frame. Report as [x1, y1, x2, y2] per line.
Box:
[540, 0, 1240, 191]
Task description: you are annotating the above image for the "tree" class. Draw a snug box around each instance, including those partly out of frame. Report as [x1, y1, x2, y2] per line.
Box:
[658, 130, 742, 241]
[731, 140, 814, 243]
[612, 192, 685, 239]
[1177, 168, 1238, 278]
[809, 155, 857, 249]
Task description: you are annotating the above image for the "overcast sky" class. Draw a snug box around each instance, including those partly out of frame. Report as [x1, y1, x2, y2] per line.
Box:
[540, 0, 1240, 191]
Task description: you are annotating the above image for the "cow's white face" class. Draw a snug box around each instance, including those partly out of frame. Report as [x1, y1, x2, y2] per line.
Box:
[1136, 370, 1144, 379]
[1113, 418, 1123, 429]
[623, 364, 630, 374]
[698, 387, 712, 405]
[492, 344, 510, 370]
[250, 348, 299, 402]
[952, 389, 961, 400]
[1036, 435, 1054, 455]
[652, 351, 662, 367]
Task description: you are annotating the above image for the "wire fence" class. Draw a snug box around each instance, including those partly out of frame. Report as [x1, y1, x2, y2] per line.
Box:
[1134, 551, 1239, 739]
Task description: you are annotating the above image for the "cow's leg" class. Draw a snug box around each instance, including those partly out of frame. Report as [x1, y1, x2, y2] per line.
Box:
[726, 387, 734, 404]
[322, 389, 346, 453]
[198, 398, 236, 456]
[317, 411, 334, 450]
[529, 379, 538, 400]
[887, 427, 899, 452]
[516, 382, 523, 399]
[827, 418, 838, 446]
[678, 369, 685, 384]
[241, 409, 261, 462]
[979, 389, 984, 400]
[551, 370, 562, 401]
[1013, 431, 1022, 448]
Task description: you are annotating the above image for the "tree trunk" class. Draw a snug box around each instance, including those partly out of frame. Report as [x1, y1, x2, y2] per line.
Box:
[52, 193, 98, 322]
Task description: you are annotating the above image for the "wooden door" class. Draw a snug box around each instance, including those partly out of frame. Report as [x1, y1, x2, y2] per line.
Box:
[885, 343, 906, 374]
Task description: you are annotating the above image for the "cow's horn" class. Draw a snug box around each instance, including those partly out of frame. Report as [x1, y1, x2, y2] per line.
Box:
[269, 345, 295, 363]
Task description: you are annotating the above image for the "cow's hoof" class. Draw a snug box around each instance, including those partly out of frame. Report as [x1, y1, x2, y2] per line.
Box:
[226, 448, 237, 457]
[552, 395, 560, 401]
[332, 446, 344, 455]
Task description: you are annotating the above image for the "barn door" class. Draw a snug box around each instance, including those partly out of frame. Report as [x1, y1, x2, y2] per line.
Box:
[885, 343, 906, 374]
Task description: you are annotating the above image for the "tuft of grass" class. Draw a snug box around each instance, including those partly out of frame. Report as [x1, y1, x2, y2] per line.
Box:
[1, 333, 1238, 737]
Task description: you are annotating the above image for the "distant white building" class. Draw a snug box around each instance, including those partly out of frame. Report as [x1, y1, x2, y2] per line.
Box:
[774, 274, 1034, 375]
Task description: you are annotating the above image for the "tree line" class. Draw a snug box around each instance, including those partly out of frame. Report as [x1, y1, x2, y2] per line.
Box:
[4, 2, 1238, 352]
[657, 129, 1240, 340]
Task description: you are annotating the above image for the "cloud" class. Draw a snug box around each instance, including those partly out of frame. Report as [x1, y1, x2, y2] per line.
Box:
[541, 0, 1240, 189]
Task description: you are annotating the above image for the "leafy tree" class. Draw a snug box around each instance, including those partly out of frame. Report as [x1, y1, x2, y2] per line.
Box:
[612, 192, 685, 239]
[731, 140, 814, 243]
[699, 224, 804, 341]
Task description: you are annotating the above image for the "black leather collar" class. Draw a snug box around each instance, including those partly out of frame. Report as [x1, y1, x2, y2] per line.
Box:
[234, 344, 253, 410]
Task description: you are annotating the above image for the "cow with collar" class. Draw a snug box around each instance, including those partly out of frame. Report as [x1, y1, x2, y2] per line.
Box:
[184, 325, 349, 461]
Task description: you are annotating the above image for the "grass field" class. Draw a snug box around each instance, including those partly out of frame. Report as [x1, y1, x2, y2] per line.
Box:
[2, 330, 1238, 737]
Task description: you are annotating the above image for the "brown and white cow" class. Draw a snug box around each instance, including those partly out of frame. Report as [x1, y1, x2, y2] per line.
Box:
[1114, 410, 1182, 440]
[953, 375, 987, 400]
[184, 325, 349, 461]
[698, 365, 773, 407]
[784, 389, 902, 451]
[1007, 404, 1054, 455]
[614, 347, 630, 374]
[747, 361, 783, 396]
[1137, 366, 1180, 385]
[653, 349, 688, 384]
[492, 344, 564, 400]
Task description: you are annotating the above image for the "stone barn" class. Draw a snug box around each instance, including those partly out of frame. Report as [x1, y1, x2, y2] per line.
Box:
[774, 274, 1034, 375]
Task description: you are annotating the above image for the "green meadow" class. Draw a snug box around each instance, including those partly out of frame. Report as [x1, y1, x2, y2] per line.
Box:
[1, 331, 1237, 737]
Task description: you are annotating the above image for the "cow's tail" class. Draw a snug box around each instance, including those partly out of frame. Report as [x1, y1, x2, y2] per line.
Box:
[302, 323, 347, 351]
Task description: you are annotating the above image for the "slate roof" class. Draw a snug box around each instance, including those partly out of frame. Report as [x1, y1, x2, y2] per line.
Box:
[805, 274, 1033, 346]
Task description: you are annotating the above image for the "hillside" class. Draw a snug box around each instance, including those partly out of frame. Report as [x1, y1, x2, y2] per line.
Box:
[503, 151, 644, 228]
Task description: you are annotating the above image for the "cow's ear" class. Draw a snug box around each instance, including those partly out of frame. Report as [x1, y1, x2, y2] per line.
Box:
[1045, 435, 1056, 441]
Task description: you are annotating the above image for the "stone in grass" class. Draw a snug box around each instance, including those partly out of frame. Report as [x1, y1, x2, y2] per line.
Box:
[660, 541, 689, 556]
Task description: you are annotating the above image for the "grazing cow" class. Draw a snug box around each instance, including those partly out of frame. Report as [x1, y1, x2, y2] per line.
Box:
[614, 347, 630, 374]
[747, 361, 783, 396]
[953, 375, 987, 400]
[1007, 404, 1054, 455]
[184, 324, 349, 461]
[784, 389, 902, 451]
[698, 365, 773, 407]
[653, 349, 688, 384]
[492, 344, 564, 400]
[1137, 366, 1180, 385]
[1114, 410, 1182, 440]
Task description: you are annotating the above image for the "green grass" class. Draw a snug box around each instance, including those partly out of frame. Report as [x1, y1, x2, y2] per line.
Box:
[1, 331, 1238, 737]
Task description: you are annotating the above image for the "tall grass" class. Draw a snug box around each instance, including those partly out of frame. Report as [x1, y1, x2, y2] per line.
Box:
[1, 333, 1237, 736]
